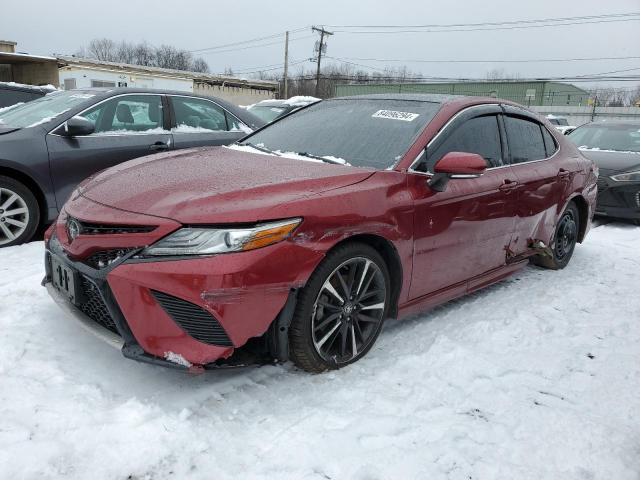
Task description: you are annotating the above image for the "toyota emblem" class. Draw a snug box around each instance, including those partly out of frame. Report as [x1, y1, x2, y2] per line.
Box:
[67, 218, 81, 242]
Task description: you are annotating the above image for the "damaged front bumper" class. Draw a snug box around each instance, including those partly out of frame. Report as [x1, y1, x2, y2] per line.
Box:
[43, 234, 314, 371]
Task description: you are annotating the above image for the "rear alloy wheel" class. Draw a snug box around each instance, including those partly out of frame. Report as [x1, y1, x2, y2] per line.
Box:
[0, 176, 39, 247]
[289, 243, 390, 373]
[533, 202, 580, 270]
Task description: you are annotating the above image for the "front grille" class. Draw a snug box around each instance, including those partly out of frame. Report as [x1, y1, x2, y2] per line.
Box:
[78, 276, 119, 335]
[85, 248, 136, 269]
[72, 218, 156, 235]
[151, 290, 233, 347]
[636, 191, 640, 208]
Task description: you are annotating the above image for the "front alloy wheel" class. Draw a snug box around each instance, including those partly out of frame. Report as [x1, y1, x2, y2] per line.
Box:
[0, 176, 39, 247]
[289, 243, 391, 372]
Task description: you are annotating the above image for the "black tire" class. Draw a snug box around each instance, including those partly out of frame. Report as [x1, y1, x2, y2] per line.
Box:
[0, 176, 40, 247]
[532, 202, 580, 270]
[289, 242, 391, 373]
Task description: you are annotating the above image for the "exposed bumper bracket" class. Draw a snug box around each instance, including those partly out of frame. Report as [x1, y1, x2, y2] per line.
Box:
[268, 288, 299, 363]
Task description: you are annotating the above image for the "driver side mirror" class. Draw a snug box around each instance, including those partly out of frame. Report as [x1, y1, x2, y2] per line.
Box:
[63, 116, 95, 137]
[428, 151, 487, 192]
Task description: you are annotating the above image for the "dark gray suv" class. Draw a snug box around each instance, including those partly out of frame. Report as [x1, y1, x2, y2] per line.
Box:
[0, 88, 265, 246]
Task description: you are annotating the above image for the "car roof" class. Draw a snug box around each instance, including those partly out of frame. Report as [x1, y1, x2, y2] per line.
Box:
[332, 93, 472, 104]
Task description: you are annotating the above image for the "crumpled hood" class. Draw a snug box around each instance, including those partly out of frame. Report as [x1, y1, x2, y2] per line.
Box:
[80, 147, 374, 224]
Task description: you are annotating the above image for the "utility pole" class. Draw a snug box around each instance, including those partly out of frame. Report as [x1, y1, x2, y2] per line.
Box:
[312, 26, 333, 97]
[283, 31, 289, 99]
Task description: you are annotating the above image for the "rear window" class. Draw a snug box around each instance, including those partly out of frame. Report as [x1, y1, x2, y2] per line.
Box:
[505, 116, 547, 163]
[241, 99, 441, 169]
[541, 126, 558, 157]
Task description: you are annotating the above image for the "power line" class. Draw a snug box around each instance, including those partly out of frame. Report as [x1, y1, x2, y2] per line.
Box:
[331, 17, 640, 34]
[329, 55, 640, 65]
[226, 59, 308, 75]
[573, 67, 640, 77]
[189, 27, 308, 53]
[195, 35, 315, 56]
[326, 12, 640, 28]
[291, 73, 640, 83]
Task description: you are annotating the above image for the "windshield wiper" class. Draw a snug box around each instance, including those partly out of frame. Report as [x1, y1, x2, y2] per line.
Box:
[296, 152, 344, 165]
[242, 142, 281, 156]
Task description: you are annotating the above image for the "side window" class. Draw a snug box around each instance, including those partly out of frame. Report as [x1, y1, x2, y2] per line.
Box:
[171, 97, 229, 132]
[504, 116, 547, 163]
[79, 95, 163, 134]
[541, 126, 558, 157]
[423, 115, 502, 172]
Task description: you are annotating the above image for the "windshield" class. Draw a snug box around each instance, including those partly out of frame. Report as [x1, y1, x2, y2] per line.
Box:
[241, 99, 441, 169]
[248, 105, 287, 123]
[568, 123, 640, 153]
[0, 91, 95, 128]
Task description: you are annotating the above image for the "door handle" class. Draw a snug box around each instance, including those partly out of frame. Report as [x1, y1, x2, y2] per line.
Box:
[150, 141, 170, 151]
[498, 179, 519, 192]
[557, 168, 571, 179]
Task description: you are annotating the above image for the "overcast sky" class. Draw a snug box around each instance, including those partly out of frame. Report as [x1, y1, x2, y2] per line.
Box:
[2, 0, 639, 88]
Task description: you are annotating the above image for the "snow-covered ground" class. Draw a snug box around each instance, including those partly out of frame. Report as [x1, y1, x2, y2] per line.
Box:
[0, 223, 639, 479]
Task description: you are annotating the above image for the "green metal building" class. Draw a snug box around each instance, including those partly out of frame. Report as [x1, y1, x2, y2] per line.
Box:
[334, 81, 590, 106]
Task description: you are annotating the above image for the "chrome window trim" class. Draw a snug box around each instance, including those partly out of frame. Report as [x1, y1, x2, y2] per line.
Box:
[407, 103, 561, 177]
[47, 92, 166, 138]
[47, 92, 248, 138]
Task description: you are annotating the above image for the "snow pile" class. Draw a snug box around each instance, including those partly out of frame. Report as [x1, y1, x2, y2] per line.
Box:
[0, 81, 57, 92]
[0, 103, 23, 115]
[282, 95, 320, 106]
[0, 224, 639, 479]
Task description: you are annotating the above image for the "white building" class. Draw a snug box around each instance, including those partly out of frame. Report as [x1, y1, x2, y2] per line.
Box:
[0, 41, 278, 105]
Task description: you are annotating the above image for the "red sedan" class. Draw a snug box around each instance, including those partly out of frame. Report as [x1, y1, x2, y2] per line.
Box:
[44, 94, 598, 373]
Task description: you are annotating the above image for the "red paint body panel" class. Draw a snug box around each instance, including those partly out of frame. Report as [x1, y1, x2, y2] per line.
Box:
[107, 241, 325, 364]
[46, 96, 597, 367]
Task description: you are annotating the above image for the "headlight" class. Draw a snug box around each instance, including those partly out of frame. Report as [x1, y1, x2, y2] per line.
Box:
[142, 218, 302, 256]
[610, 170, 640, 182]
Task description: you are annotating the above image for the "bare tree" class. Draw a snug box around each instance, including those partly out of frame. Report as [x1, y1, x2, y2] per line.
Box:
[77, 38, 210, 73]
[630, 85, 640, 106]
[133, 42, 155, 66]
[116, 41, 136, 65]
[192, 58, 210, 73]
[86, 38, 118, 62]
